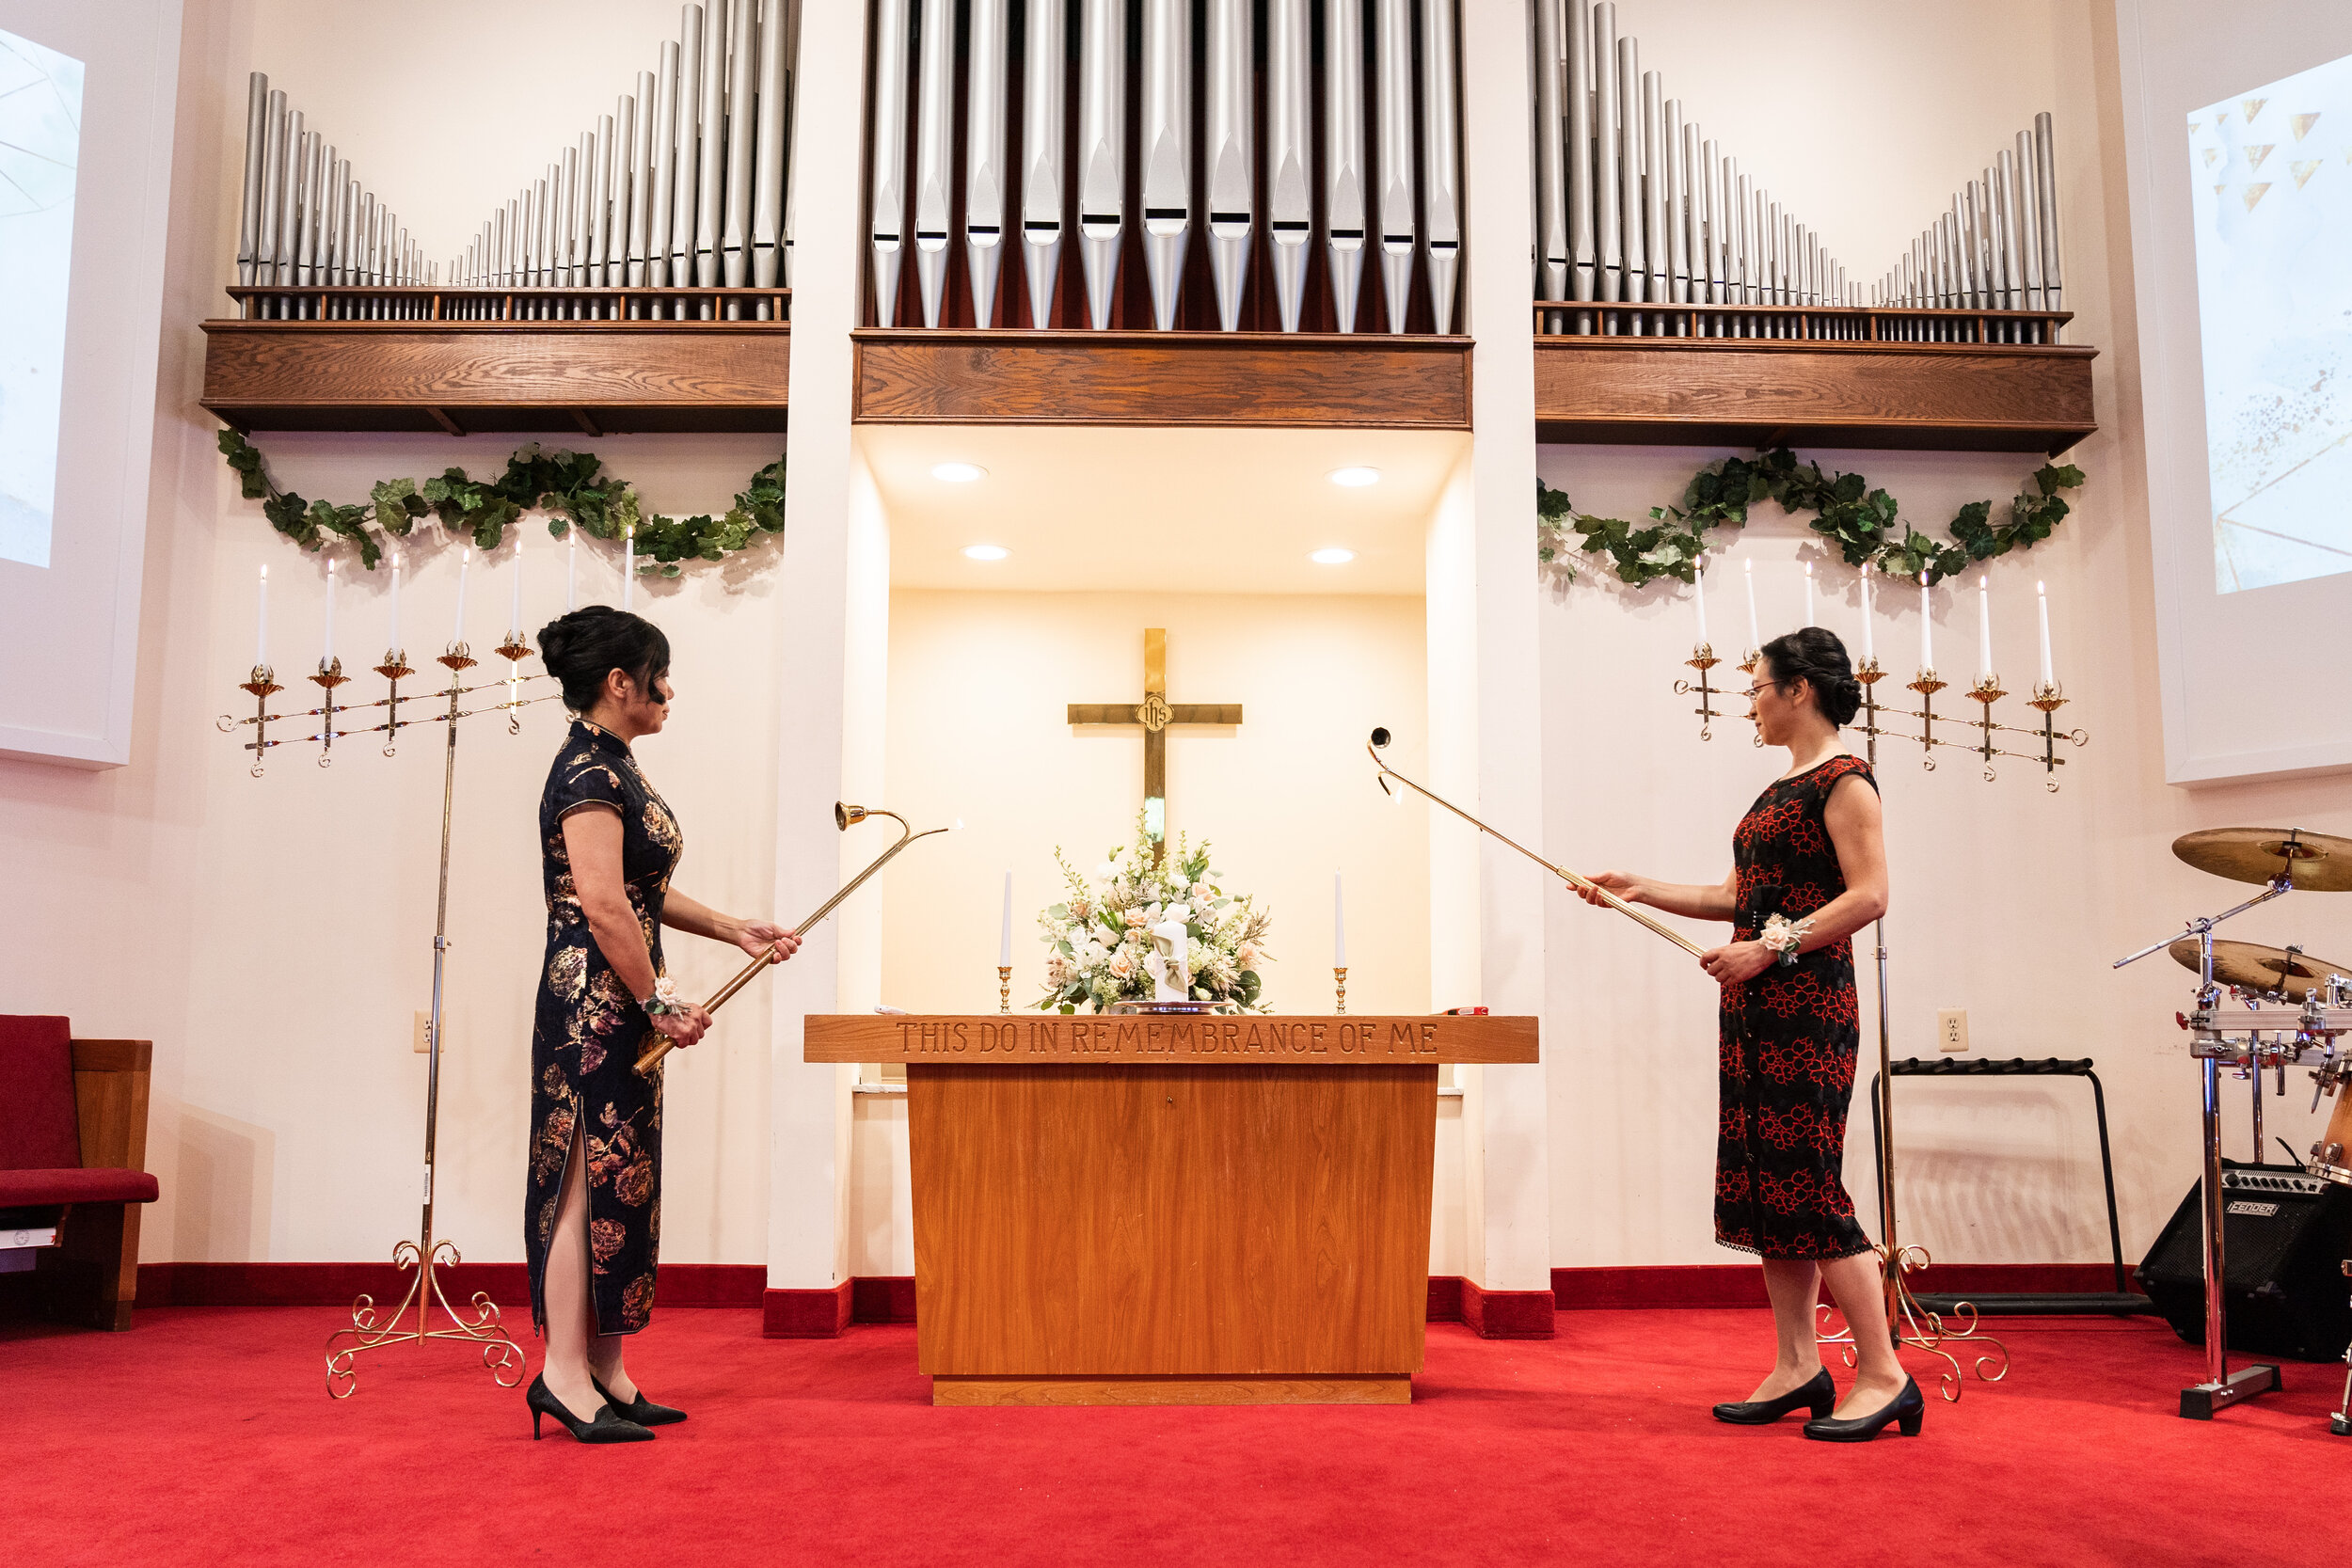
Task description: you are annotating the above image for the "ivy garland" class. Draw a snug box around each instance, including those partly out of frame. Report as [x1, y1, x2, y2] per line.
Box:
[215, 428, 787, 577]
[1536, 447, 2085, 588]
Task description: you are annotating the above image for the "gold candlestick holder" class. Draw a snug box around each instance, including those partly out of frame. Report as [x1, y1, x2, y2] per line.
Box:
[1672, 641, 1724, 740]
[998, 965, 1012, 1014]
[311, 657, 350, 768]
[1967, 675, 2007, 781]
[373, 649, 413, 756]
[228, 664, 283, 777]
[495, 631, 532, 735]
[1738, 645, 1760, 675]
[1334, 965, 1348, 1015]
[1907, 668, 1947, 768]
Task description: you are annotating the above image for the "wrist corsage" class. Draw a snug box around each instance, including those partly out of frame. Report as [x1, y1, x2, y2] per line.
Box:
[641, 976, 686, 1016]
[1757, 913, 1814, 968]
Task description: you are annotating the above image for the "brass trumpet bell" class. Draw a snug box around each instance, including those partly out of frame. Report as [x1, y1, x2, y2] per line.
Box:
[835, 801, 866, 830]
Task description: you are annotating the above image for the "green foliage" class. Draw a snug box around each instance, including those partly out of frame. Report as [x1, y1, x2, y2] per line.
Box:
[219, 426, 787, 579]
[1537, 448, 2085, 589]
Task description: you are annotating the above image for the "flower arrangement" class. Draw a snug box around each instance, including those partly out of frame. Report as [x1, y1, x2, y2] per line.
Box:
[1036, 813, 1272, 1014]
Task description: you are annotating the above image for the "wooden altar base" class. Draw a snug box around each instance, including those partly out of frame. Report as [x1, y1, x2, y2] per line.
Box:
[932, 1374, 1412, 1407]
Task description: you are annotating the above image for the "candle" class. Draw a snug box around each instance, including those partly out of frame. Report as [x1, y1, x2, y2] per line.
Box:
[453, 547, 470, 645]
[256, 563, 268, 668]
[1803, 562, 1815, 627]
[323, 558, 336, 661]
[1743, 559, 1760, 652]
[1977, 575, 1993, 683]
[2037, 580, 2054, 687]
[998, 872, 1013, 966]
[1693, 558, 1709, 646]
[389, 554, 402, 651]
[566, 524, 578, 612]
[509, 529, 524, 633]
[623, 526, 635, 611]
[1333, 872, 1347, 967]
[1861, 564, 1875, 663]
[1917, 570, 1933, 671]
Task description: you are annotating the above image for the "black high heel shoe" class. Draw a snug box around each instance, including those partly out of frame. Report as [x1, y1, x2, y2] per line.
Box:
[1803, 1375, 1925, 1442]
[528, 1374, 656, 1443]
[1711, 1368, 1837, 1425]
[594, 1373, 686, 1427]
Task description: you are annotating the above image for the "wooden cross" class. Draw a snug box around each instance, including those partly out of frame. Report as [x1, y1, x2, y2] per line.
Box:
[1068, 627, 1241, 856]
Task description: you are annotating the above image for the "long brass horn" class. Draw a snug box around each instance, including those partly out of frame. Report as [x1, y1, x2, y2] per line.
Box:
[635, 803, 958, 1074]
[1366, 729, 1705, 958]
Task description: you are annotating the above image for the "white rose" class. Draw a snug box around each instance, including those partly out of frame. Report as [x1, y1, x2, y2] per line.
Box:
[1108, 950, 1135, 979]
[1096, 862, 1117, 880]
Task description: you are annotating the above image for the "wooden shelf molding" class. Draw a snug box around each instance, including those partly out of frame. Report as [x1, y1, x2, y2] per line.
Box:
[1532, 305, 2096, 455]
[851, 328, 1472, 429]
[200, 289, 791, 436]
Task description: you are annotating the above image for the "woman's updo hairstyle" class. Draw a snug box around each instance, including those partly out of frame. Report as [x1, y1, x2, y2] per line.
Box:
[1759, 626, 1863, 728]
[538, 606, 670, 714]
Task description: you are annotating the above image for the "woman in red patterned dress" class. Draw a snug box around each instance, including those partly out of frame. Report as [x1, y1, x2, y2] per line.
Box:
[1584, 626, 1916, 1442]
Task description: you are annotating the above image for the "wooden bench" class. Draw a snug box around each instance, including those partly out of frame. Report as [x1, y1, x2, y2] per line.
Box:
[0, 1018, 158, 1331]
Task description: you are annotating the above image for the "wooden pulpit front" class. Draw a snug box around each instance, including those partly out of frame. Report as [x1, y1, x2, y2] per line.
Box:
[805, 1014, 1539, 1407]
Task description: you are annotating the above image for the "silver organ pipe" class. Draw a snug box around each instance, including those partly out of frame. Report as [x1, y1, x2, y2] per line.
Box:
[963, 0, 1009, 327]
[560, 142, 580, 291]
[1078, 0, 1127, 330]
[752, 0, 788, 293]
[1665, 103, 1688, 311]
[239, 75, 268, 287]
[648, 41, 683, 289]
[296, 133, 323, 292]
[1374, 0, 1417, 334]
[1533, 0, 1568, 318]
[672, 5, 706, 303]
[913, 0, 954, 327]
[1020, 0, 1067, 327]
[723, 0, 758, 293]
[1613, 38, 1642, 326]
[1700, 136, 1722, 317]
[2015, 129, 2043, 317]
[627, 74, 654, 291]
[1324, 0, 1367, 331]
[1639, 71, 1664, 316]
[1205, 0, 1253, 333]
[2033, 112, 2062, 316]
[1266, 0, 1311, 332]
[592, 111, 617, 290]
[694, 0, 727, 293]
[867, 0, 910, 325]
[1140, 0, 1193, 332]
[1591, 5, 1620, 313]
[1994, 150, 2024, 315]
[1420, 0, 1462, 334]
[270, 107, 299, 287]
[1565, 0, 1596, 325]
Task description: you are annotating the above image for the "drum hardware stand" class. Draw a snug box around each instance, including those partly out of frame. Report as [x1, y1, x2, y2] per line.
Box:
[1813, 711, 2010, 1401]
[222, 628, 562, 1397]
[2114, 875, 2297, 1418]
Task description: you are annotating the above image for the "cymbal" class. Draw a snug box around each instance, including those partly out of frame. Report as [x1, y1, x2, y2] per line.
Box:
[2172, 827, 2352, 891]
[2168, 938, 2351, 1001]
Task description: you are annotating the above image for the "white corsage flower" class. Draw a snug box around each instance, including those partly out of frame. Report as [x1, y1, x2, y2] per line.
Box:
[1758, 913, 1814, 967]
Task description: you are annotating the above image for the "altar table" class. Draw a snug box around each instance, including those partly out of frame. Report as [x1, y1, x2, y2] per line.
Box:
[805, 1013, 1540, 1406]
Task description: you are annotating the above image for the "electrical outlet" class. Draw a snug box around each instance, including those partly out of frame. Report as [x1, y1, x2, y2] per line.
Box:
[413, 1012, 434, 1053]
[1937, 1008, 1969, 1053]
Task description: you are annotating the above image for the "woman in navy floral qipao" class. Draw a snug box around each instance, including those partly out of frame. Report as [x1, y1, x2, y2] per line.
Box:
[521, 607, 800, 1444]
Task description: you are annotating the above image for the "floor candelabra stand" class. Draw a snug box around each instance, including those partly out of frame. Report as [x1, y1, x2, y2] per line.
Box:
[219, 627, 563, 1397]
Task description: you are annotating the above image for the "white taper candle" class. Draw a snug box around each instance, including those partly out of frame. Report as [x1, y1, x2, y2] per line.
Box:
[1803, 562, 1815, 627]
[566, 524, 578, 612]
[998, 871, 1013, 966]
[1694, 559, 1709, 645]
[1977, 575, 1993, 682]
[389, 554, 402, 651]
[623, 526, 634, 611]
[256, 564, 268, 667]
[1744, 560, 1760, 651]
[453, 548, 470, 644]
[1333, 872, 1347, 967]
[323, 558, 336, 661]
[1861, 564, 1874, 663]
[510, 529, 524, 633]
[2037, 580, 2054, 687]
[1918, 571, 1932, 671]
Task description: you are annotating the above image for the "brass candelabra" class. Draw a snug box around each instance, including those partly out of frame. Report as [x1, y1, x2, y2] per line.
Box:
[220, 629, 562, 1398]
[998, 965, 1012, 1015]
[1334, 966, 1348, 1015]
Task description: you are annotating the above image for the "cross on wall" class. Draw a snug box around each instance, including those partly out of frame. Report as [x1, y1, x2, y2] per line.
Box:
[1067, 628, 1241, 861]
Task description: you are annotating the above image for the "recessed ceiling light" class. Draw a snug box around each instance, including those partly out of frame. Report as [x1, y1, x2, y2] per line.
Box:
[962, 544, 1009, 561]
[932, 462, 986, 483]
[1310, 547, 1357, 565]
[1327, 467, 1380, 488]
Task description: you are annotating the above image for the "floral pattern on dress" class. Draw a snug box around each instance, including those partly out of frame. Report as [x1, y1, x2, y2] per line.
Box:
[1713, 753, 1878, 1261]
[524, 719, 683, 1337]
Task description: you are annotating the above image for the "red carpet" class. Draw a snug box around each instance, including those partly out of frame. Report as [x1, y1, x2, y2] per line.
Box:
[4, 1307, 2344, 1566]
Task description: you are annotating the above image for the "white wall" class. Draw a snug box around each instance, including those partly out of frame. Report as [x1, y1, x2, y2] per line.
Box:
[1537, 0, 2352, 1269]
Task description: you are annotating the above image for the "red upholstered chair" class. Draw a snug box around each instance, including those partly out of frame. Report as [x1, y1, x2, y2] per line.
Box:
[0, 1016, 159, 1330]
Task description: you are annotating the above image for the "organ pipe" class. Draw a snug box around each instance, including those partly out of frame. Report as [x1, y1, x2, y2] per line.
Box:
[1565, 0, 1596, 323]
[1266, 0, 1311, 331]
[672, 5, 706, 302]
[1533, 0, 1568, 314]
[1205, 0, 1253, 332]
[1375, 0, 1419, 335]
[1078, 0, 1127, 329]
[1323, 0, 1367, 332]
[963, 0, 1009, 326]
[913, 0, 955, 326]
[867, 0, 910, 325]
[1019, 0, 1068, 328]
[723, 0, 757, 293]
[1140, 0, 1192, 332]
[752, 0, 787, 293]
[1420, 0, 1462, 334]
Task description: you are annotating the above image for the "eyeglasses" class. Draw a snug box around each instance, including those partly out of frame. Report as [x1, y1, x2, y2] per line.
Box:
[1738, 679, 1788, 701]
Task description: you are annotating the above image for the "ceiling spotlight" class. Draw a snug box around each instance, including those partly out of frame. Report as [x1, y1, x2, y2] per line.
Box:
[932, 462, 986, 483]
[1310, 547, 1357, 565]
[1327, 467, 1381, 488]
[962, 544, 1009, 562]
